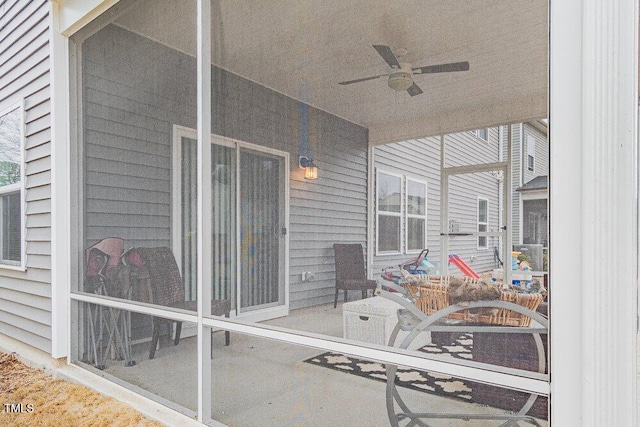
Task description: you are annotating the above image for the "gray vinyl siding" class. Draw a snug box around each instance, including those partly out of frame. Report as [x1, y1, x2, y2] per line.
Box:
[82, 25, 367, 310]
[372, 128, 501, 277]
[0, 0, 52, 352]
[522, 122, 549, 183]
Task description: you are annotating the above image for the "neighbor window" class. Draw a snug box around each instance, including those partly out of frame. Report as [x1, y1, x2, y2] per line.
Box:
[475, 128, 488, 141]
[405, 179, 427, 253]
[477, 197, 488, 250]
[0, 104, 23, 266]
[527, 136, 535, 172]
[376, 171, 402, 253]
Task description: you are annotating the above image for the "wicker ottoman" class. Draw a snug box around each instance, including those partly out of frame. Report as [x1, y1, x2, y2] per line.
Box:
[471, 303, 548, 419]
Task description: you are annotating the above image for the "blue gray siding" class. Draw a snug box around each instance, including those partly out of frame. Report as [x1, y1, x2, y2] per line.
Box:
[522, 122, 549, 183]
[372, 128, 502, 277]
[82, 25, 368, 310]
[0, 0, 52, 352]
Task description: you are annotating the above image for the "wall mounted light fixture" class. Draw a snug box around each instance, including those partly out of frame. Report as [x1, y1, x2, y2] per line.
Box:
[299, 156, 318, 180]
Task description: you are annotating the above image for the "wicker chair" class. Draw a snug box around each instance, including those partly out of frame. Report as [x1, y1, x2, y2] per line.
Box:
[332, 243, 378, 308]
[127, 247, 231, 359]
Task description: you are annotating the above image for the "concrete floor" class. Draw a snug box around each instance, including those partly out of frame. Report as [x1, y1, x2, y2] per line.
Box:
[103, 303, 548, 427]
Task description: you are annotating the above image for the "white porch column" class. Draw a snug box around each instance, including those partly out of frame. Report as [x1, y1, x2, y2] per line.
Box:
[551, 1, 638, 425]
[49, 0, 71, 359]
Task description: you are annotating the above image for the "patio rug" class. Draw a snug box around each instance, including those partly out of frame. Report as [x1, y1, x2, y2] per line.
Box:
[304, 333, 475, 401]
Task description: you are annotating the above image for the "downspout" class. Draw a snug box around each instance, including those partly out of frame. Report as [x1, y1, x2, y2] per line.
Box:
[498, 126, 504, 257]
[367, 143, 374, 279]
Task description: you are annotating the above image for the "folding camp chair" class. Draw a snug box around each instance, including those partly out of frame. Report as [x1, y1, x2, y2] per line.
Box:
[84, 237, 135, 368]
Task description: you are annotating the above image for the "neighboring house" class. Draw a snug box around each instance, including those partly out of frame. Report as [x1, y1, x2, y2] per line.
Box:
[510, 121, 549, 246]
[0, 2, 635, 427]
[373, 122, 549, 276]
[517, 175, 548, 246]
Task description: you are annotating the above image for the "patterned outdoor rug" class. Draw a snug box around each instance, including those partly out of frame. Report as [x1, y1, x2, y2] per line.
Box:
[304, 333, 475, 401]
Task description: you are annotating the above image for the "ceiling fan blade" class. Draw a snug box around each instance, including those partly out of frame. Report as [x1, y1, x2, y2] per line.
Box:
[373, 45, 400, 68]
[406, 82, 423, 97]
[338, 75, 385, 85]
[413, 61, 470, 74]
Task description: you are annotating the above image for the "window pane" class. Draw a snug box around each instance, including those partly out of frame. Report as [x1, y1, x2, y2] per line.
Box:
[0, 107, 21, 187]
[478, 199, 488, 223]
[211, 329, 548, 426]
[1, 192, 20, 261]
[478, 224, 488, 248]
[407, 180, 426, 215]
[476, 128, 488, 141]
[211, 144, 237, 307]
[377, 173, 401, 213]
[78, 0, 198, 306]
[378, 215, 400, 252]
[407, 217, 425, 251]
[74, 302, 198, 414]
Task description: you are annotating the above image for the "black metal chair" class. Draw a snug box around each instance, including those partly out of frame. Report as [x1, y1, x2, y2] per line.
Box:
[332, 243, 378, 308]
[124, 247, 231, 359]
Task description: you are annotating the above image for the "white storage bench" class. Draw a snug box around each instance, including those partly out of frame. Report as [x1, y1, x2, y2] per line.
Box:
[342, 296, 431, 347]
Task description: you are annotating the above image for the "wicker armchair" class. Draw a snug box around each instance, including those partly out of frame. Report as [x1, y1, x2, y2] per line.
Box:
[332, 243, 377, 308]
[127, 247, 231, 359]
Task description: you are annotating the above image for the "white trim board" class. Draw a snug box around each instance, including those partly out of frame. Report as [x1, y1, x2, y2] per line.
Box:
[550, 0, 638, 425]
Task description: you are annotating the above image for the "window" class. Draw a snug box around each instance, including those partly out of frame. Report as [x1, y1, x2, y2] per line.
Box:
[376, 171, 402, 253]
[405, 179, 427, 253]
[527, 136, 535, 172]
[376, 172, 428, 255]
[475, 128, 488, 141]
[477, 197, 488, 250]
[0, 103, 24, 266]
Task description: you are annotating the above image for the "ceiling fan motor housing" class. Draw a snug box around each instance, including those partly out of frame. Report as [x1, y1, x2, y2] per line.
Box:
[387, 63, 413, 91]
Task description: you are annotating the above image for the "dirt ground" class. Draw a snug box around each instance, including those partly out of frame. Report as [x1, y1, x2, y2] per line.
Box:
[0, 352, 163, 427]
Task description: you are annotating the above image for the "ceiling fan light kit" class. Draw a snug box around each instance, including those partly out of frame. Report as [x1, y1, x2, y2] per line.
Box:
[387, 68, 413, 91]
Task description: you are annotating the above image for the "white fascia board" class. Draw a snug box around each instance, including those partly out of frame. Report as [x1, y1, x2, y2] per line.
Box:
[56, 0, 120, 36]
[520, 190, 547, 201]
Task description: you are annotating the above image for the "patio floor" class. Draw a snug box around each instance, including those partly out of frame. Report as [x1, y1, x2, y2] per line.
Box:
[100, 302, 548, 426]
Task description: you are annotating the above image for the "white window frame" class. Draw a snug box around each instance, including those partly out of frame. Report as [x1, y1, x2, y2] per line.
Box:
[527, 136, 535, 172]
[405, 178, 427, 254]
[375, 169, 403, 255]
[0, 100, 26, 270]
[475, 128, 489, 142]
[476, 196, 489, 250]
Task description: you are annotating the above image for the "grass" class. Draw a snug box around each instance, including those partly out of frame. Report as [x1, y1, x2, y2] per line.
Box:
[0, 352, 163, 427]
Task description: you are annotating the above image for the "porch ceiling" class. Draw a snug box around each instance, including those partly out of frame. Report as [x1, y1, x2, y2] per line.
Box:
[114, 0, 548, 145]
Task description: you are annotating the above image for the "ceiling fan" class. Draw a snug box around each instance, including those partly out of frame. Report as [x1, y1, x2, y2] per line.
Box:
[339, 45, 470, 97]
